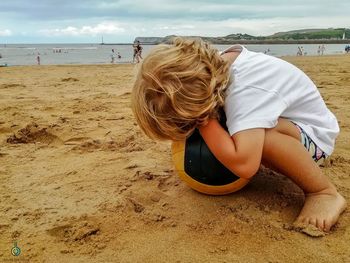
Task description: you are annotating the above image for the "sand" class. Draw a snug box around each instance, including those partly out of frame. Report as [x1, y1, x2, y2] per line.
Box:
[0, 56, 349, 263]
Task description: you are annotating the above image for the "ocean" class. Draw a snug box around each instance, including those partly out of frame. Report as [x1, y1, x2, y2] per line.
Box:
[0, 43, 348, 66]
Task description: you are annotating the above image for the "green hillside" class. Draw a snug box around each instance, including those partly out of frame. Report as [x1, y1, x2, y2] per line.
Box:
[269, 28, 350, 40]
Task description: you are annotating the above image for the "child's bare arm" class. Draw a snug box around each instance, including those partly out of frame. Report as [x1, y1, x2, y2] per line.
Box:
[199, 119, 264, 178]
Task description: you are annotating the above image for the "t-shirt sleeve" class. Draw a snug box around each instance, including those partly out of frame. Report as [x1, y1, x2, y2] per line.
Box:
[224, 86, 287, 135]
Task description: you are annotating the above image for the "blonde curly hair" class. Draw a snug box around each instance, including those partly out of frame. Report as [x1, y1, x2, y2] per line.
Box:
[131, 37, 231, 141]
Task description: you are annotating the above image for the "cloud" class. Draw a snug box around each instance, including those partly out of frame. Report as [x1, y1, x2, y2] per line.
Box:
[39, 22, 125, 37]
[0, 29, 12, 36]
[2, 0, 349, 21]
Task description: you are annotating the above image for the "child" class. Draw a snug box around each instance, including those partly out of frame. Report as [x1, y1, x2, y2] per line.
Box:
[131, 37, 347, 232]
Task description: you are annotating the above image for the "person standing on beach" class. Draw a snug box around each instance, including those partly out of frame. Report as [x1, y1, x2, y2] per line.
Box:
[321, 44, 325, 55]
[133, 41, 143, 63]
[297, 46, 302, 56]
[345, 45, 350, 54]
[317, 46, 321, 55]
[133, 41, 139, 63]
[110, 49, 116, 63]
[137, 41, 143, 60]
[36, 53, 41, 65]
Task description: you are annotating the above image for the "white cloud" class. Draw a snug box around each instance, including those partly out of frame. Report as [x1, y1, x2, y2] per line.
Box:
[39, 22, 125, 37]
[0, 29, 12, 36]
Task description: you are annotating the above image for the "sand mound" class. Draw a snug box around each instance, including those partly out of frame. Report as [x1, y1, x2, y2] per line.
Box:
[61, 77, 79, 82]
[6, 123, 62, 145]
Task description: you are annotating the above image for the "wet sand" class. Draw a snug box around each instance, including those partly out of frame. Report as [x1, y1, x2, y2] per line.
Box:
[0, 56, 349, 262]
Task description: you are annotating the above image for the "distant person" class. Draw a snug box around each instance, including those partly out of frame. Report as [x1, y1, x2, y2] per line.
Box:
[264, 48, 270, 54]
[320, 44, 325, 55]
[132, 37, 346, 233]
[133, 42, 139, 63]
[297, 46, 302, 56]
[0, 53, 2, 59]
[133, 40, 143, 63]
[37, 53, 41, 65]
[110, 49, 116, 63]
[117, 52, 121, 59]
[317, 46, 321, 55]
[136, 41, 143, 60]
[345, 45, 350, 54]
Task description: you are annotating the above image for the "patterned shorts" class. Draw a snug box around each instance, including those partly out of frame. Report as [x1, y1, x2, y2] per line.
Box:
[294, 124, 328, 166]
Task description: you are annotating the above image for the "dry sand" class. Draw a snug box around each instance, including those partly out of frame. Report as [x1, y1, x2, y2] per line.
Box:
[0, 56, 349, 263]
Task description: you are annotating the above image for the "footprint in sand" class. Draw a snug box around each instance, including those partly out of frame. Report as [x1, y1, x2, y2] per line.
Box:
[131, 170, 178, 192]
[61, 77, 79, 82]
[47, 219, 100, 243]
[70, 134, 150, 153]
[0, 83, 26, 89]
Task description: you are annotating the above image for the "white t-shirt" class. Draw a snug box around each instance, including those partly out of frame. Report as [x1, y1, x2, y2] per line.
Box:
[222, 45, 339, 155]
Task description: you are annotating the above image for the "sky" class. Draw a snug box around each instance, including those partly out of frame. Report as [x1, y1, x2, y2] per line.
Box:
[0, 0, 349, 43]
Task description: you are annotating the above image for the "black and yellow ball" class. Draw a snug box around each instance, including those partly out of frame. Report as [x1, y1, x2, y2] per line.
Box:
[171, 113, 249, 195]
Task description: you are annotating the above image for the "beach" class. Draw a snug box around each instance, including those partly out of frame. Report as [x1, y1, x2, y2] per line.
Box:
[0, 55, 349, 262]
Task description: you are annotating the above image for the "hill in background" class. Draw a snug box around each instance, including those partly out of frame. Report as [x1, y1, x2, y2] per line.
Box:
[134, 28, 350, 44]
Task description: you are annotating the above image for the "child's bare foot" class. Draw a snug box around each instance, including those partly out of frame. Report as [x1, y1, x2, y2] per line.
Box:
[295, 189, 347, 232]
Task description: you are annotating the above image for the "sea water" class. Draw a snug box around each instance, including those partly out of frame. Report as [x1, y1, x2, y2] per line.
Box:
[0, 43, 348, 66]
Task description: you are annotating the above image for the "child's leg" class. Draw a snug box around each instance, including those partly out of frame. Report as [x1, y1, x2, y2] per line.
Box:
[261, 118, 347, 231]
